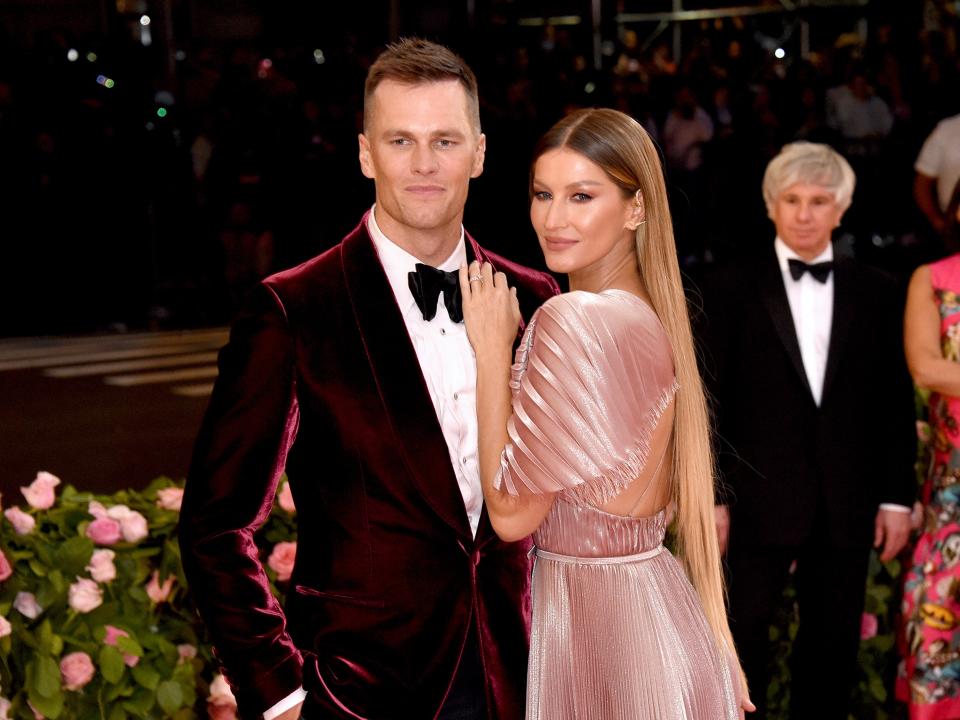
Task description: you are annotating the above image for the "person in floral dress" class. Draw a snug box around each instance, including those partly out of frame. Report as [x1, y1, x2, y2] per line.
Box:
[900, 184, 960, 718]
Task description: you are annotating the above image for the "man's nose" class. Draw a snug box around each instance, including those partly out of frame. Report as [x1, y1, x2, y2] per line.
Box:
[411, 145, 439, 175]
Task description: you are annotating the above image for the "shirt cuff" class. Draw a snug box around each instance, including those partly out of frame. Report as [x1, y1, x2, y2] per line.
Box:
[879, 503, 911, 513]
[263, 687, 307, 720]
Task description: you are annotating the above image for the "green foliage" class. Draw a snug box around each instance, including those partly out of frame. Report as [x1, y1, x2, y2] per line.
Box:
[0, 475, 297, 718]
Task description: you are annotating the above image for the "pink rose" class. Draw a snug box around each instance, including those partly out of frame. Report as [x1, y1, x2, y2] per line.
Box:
[105, 505, 149, 543]
[4, 507, 35, 535]
[86, 518, 122, 545]
[207, 674, 238, 720]
[103, 625, 139, 667]
[860, 612, 878, 640]
[20, 471, 60, 510]
[0, 550, 12, 582]
[277, 481, 296, 514]
[60, 651, 95, 691]
[0, 697, 10, 720]
[145, 570, 175, 603]
[68, 577, 103, 613]
[88, 500, 108, 519]
[177, 643, 197, 663]
[0, 615, 11, 638]
[267, 541, 297, 582]
[14, 591, 42, 619]
[156, 487, 184, 511]
[86, 549, 116, 583]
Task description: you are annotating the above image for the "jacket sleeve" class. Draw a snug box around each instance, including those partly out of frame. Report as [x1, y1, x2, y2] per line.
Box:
[179, 282, 303, 717]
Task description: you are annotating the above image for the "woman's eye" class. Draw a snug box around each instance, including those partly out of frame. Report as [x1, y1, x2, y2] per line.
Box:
[533, 191, 552, 201]
[572, 193, 592, 202]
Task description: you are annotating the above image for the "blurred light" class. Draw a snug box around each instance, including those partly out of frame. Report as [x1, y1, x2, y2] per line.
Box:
[156, 107, 167, 118]
[584, 82, 596, 94]
[145, 122, 155, 131]
[104, 78, 115, 89]
[175, 50, 186, 61]
[313, 49, 325, 64]
[67, 49, 79, 62]
[774, 47, 786, 59]
[257, 58, 273, 79]
[86, 52, 98, 63]
[139, 14, 151, 26]
[96, 74, 107, 85]
[261, 58, 273, 69]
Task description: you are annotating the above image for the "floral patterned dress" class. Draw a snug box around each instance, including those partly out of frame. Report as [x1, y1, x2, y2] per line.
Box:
[899, 254, 960, 719]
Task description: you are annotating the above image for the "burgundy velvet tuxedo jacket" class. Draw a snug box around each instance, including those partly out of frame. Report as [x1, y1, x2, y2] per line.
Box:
[179, 213, 560, 719]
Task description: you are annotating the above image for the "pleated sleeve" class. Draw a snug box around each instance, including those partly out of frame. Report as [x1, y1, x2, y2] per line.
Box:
[494, 290, 679, 506]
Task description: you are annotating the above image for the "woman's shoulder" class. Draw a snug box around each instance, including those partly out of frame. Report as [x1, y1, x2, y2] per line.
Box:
[927, 253, 960, 290]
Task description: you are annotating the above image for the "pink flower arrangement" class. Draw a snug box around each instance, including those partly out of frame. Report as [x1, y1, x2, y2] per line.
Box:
[207, 673, 238, 720]
[104, 505, 149, 543]
[20, 471, 60, 510]
[103, 625, 140, 667]
[177, 643, 197, 663]
[4, 506, 35, 535]
[13, 591, 42, 620]
[156, 487, 184, 512]
[60, 651, 96, 691]
[0, 616, 10, 638]
[0, 550, 12, 582]
[68, 577, 103, 613]
[85, 502, 150, 544]
[267, 541, 297, 582]
[145, 570, 175, 604]
[860, 612, 878, 640]
[86, 549, 116, 583]
[277, 480, 296, 514]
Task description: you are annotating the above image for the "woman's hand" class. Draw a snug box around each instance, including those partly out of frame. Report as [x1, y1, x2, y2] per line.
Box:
[459, 260, 521, 363]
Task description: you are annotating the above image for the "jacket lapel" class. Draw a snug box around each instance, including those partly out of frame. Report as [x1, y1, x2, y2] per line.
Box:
[340, 217, 472, 541]
[759, 251, 814, 399]
[821, 257, 855, 403]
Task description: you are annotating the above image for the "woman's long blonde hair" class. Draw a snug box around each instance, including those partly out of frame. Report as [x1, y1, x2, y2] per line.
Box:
[531, 108, 739, 665]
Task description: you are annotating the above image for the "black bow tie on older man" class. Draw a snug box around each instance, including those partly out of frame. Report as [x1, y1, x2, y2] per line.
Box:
[408, 263, 463, 323]
[788, 258, 834, 284]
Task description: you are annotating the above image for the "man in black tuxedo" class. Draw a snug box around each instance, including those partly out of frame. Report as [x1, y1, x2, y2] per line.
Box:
[698, 141, 916, 719]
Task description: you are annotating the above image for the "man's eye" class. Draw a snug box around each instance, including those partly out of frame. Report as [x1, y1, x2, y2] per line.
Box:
[390, 138, 410, 145]
[436, 139, 456, 148]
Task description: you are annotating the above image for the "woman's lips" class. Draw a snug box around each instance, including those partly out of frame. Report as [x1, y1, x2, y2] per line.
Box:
[544, 236, 578, 250]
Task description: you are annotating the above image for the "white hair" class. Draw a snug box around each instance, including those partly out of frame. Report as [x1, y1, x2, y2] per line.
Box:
[762, 141, 857, 213]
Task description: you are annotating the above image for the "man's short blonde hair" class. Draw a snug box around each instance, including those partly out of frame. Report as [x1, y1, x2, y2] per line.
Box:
[762, 141, 856, 213]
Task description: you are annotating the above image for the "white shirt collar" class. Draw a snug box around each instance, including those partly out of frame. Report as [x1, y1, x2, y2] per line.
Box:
[366, 204, 467, 317]
[774, 236, 833, 275]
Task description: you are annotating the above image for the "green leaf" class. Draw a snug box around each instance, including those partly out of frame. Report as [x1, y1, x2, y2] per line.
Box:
[32, 655, 60, 698]
[130, 663, 160, 690]
[107, 704, 127, 720]
[98, 645, 125, 684]
[122, 686, 157, 714]
[26, 686, 64, 719]
[28, 558, 48, 577]
[157, 679, 184, 715]
[115, 635, 143, 658]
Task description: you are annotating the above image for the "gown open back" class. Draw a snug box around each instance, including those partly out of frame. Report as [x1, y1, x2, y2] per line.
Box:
[496, 289, 740, 719]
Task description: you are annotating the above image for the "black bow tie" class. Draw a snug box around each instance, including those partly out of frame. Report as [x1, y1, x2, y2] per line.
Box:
[408, 263, 463, 323]
[788, 258, 833, 283]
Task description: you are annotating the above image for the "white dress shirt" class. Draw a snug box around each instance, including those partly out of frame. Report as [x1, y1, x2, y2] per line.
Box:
[773, 238, 909, 516]
[262, 208, 484, 720]
[774, 237, 833, 407]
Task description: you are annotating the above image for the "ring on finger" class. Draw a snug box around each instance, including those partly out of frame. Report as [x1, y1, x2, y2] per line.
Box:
[468, 274, 483, 283]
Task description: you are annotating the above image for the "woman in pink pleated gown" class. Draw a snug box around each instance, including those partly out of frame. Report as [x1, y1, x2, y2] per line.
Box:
[459, 108, 751, 719]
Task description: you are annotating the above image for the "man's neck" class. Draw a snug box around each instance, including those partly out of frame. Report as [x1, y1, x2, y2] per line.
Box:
[372, 207, 463, 266]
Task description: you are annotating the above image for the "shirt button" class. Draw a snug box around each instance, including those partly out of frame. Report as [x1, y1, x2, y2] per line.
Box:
[461, 457, 468, 465]
[440, 328, 447, 335]
[453, 392, 459, 400]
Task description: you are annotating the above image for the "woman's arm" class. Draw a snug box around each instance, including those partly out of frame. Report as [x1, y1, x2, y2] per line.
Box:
[460, 261, 555, 542]
[904, 263, 960, 396]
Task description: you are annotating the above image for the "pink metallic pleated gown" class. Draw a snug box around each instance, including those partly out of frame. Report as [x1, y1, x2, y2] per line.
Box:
[496, 290, 740, 719]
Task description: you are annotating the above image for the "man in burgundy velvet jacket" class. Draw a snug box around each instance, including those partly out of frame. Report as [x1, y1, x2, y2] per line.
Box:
[179, 39, 559, 720]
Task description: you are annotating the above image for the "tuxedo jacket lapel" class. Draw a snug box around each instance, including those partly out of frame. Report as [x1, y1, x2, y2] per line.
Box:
[340, 223, 472, 541]
[759, 252, 814, 399]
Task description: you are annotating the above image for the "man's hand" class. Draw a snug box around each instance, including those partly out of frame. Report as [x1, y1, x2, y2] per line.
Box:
[874, 508, 911, 562]
[715, 505, 730, 555]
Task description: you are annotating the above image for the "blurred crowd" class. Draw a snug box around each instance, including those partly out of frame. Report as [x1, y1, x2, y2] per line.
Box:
[0, 3, 958, 335]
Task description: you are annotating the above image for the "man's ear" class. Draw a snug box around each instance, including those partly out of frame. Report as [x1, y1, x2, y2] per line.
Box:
[625, 189, 646, 230]
[358, 133, 375, 179]
[470, 133, 486, 179]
